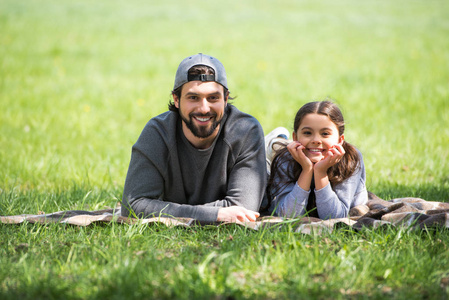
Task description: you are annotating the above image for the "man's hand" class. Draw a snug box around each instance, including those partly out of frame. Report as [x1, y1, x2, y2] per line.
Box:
[217, 206, 260, 223]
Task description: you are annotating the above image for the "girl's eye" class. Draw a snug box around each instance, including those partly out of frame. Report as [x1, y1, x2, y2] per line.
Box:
[303, 131, 311, 135]
[322, 132, 331, 137]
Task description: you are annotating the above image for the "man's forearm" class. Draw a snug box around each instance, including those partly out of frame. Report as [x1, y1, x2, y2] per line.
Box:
[122, 196, 220, 222]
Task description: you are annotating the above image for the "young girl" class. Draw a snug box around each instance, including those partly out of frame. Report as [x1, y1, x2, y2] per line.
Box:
[266, 100, 368, 219]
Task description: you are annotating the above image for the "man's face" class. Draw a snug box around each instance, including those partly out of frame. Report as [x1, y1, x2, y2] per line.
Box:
[174, 81, 227, 145]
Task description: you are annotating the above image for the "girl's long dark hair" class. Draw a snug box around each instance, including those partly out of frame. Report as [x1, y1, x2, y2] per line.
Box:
[265, 100, 361, 213]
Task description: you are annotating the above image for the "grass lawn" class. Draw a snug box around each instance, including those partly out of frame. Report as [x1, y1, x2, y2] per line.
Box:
[1, 0, 449, 298]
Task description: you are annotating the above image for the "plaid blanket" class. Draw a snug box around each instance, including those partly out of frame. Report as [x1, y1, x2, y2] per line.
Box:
[2, 192, 449, 234]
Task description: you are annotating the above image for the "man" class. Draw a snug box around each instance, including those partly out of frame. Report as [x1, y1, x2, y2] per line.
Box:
[121, 53, 266, 223]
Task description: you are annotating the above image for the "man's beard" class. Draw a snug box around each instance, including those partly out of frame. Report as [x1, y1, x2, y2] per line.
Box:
[179, 111, 223, 139]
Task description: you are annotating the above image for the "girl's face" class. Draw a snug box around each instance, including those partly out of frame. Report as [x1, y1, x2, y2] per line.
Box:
[293, 113, 344, 163]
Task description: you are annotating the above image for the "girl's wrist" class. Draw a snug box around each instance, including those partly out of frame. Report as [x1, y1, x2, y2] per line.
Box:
[314, 169, 330, 190]
[313, 168, 328, 179]
[300, 163, 313, 172]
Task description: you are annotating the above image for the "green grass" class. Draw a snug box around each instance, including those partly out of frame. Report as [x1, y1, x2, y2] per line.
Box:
[2, 223, 449, 299]
[1, 0, 449, 298]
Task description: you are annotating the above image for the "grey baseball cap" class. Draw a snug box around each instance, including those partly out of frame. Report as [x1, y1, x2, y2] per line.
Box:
[173, 53, 228, 90]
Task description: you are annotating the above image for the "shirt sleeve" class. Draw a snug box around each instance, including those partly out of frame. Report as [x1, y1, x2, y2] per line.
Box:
[269, 160, 310, 218]
[121, 146, 220, 222]
[315, 152, 368, 219]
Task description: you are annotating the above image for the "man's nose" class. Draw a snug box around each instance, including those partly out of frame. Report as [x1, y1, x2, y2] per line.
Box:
[198, 98, 210, 114]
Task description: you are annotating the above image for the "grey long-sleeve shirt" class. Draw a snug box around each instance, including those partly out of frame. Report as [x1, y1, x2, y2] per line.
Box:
[121, 105, 266, 222]
[269, 150, 368, 219]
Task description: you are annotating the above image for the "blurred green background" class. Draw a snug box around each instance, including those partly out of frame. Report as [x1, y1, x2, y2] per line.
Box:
[1, 0, 448, 213]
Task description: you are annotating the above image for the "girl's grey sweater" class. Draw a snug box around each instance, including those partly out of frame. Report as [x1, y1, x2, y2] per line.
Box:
[268, 150, 368, 219]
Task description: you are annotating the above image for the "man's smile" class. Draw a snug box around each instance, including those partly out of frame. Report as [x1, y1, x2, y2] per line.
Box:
[193, 115, 214, 123]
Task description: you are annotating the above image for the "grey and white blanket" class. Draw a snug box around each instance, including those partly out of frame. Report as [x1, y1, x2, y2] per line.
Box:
[2, 193, 449, 234]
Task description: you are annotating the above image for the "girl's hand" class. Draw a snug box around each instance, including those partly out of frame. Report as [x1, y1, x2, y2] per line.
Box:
[287, 141, 313, 171]
[314, 144, 345, 173]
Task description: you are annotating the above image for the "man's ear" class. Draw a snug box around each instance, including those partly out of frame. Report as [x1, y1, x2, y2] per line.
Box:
[173, 94, 180, 109]
[339, 134, 345, 145]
